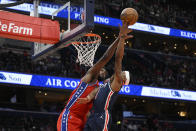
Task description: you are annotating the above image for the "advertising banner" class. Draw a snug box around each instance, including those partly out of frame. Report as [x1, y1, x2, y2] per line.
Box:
[0, 10, 60, 44]
[1, 71, 196, 101]
[0, 71, 32, 85]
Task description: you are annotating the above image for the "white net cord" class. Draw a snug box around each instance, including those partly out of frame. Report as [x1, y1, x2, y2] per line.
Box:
[72, 34, 101, 67]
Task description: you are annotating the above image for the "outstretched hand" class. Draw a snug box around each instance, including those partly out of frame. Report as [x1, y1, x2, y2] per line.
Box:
[77, 97, 90, 104]
[119, 21, 133, 40]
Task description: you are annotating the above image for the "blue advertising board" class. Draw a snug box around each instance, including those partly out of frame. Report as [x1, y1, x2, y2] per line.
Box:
[1, 71, 196, 101]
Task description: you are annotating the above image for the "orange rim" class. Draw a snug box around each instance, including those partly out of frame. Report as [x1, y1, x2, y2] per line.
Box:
[72, 33, 101, 45]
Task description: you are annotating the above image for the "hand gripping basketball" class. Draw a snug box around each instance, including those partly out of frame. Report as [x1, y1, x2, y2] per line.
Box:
[119, 22, 133, 40]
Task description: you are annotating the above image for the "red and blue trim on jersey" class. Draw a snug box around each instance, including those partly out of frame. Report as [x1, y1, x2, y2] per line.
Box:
[61, 82, 88, 131]
[103, 84, 114, 131]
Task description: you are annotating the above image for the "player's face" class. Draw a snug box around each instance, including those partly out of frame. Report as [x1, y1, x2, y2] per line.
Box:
[99, 68, 107, 79]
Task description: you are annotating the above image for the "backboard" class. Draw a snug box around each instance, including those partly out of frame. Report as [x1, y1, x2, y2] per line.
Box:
[31, 0, 95, 61]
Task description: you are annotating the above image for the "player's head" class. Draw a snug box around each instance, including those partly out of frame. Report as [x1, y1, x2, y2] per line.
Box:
[104, 70, 130, 85]
[98, 68, 107, 80]
[121, 71, 130, 85]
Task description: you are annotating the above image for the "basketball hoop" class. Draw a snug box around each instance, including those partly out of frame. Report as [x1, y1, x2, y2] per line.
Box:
[72, 33, 101, 67]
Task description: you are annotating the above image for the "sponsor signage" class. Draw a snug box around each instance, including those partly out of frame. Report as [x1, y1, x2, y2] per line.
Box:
[39, 1, 83, 13]
[1, 71, 196, 101]
[0, 10, 60, 44]
[30, 75, 80, 90]
[0, 19, 33, 36]
[0, 0, 83, 14]
[0, 0, 196, 40]
[0, 71, 32, 85]
[170, 29, 196, 39]
[141, 86, 196, 101]
[130, 23, 170, 35]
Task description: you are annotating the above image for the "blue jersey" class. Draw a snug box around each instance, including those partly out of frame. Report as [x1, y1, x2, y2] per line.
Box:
[84, 82, 118, 131]
[92, 82, 118, 113]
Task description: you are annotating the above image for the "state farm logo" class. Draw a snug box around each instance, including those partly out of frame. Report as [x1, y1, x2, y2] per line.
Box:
[0, 20, 33, 35]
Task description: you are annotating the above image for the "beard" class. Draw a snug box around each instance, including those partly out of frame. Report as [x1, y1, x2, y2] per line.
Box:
[98, 75, 105, 81]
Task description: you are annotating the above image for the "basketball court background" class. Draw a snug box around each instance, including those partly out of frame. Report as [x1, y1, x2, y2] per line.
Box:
[0, 0, 196, 131]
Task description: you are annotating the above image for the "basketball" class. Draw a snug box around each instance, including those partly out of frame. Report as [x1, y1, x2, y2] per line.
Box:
[120, 8, 138, 25]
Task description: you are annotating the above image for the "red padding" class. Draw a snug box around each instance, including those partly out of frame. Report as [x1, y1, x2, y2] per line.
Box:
[0, 10, 60, 44]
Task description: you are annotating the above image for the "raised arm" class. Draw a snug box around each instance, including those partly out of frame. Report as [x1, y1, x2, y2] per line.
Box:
[81, 36, 120, 83]
[111, 23, 132, 91]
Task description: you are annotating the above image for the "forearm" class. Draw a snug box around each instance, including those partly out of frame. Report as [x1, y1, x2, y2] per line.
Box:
[77, 87, 99, 104]
[115, 37, 125, 72]
[87, 87, 99, 101]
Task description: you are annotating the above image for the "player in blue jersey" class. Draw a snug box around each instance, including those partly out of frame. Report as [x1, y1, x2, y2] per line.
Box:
[77, 22, 131, 131]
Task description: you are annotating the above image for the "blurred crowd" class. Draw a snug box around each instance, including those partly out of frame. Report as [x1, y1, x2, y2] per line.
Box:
[96, 0, 195, 31]
[125, 50, 196, 90]
[0, 46, 196, 91]
[121, 116, 196, 131]
[0, 47, 85, 78]
[133, 0, 194, 31]
[0, 110, 57, 131]
[0, 110, 195, 131]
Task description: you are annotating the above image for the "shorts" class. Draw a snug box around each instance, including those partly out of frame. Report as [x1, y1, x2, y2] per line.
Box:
[57, 110, 85, 131]
[84, 111, 111, 131]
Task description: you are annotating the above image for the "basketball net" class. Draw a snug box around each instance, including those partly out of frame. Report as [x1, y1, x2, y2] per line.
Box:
[72, 33, 101, 67]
